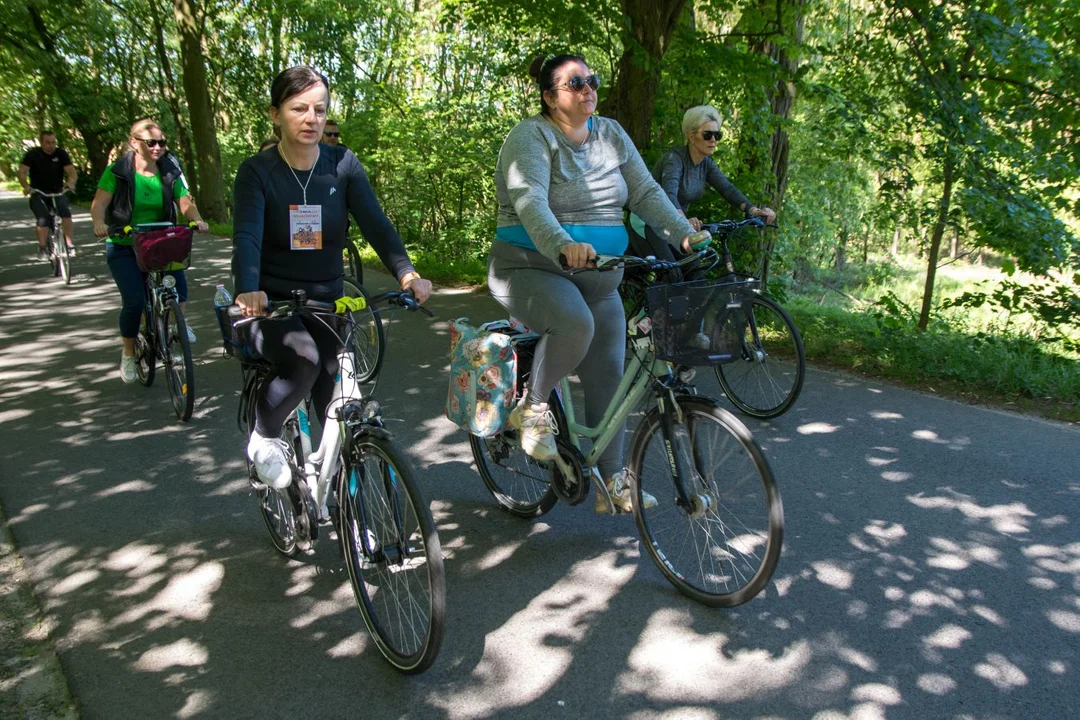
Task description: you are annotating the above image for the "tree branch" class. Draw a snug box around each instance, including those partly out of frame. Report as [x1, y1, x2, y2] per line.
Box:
[958, 73, 1067, 101]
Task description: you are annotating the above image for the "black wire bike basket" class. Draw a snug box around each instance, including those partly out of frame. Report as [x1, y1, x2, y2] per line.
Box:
[645, 275, 759, 365]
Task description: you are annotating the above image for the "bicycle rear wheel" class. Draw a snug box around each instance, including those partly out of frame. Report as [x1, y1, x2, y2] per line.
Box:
[136, 308, 156, 387]
[339, 433, 445, 673]
[715, 295, 805, 419]
[162, 299, 195, 421]
[341, 278, 385, 384]
[628, 396, 783, 607]
[469, 392, 563, 518]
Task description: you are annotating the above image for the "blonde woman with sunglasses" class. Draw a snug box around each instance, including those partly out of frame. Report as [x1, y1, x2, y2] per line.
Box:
[91, 119, 208, 383]
[628, 105, 775, 261]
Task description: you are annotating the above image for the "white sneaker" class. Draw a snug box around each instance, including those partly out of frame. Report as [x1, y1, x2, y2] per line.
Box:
[595, 470, 658, 514]
[247, 430, 292, 489]
[119, 352, 138, 384]
[507, 399, 558, 461]
[186, 325, 197, 343]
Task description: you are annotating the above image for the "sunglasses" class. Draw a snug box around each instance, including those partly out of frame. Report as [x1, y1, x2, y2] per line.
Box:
[324, 131, 340, 138]
[698, 131, 721, 141]
[557, 74, 601, 93]
[136, 137, 168, 148]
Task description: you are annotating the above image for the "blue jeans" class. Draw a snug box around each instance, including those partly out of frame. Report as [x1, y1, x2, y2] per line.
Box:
[106, 243, 188, 338]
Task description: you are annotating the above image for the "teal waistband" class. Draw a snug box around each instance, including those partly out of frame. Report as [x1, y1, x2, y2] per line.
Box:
[495, 224, 629, 255]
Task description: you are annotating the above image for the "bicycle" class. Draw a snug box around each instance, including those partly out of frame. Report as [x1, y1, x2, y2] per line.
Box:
[699, 217, 805, 419]
[622, 216, 805, 419]
[342, 275, 385, 384]
[126, 222, 197, 422]
[29, 188, 73, 284]
[227, 289, 446, 673]
[470, 249, 783, 607]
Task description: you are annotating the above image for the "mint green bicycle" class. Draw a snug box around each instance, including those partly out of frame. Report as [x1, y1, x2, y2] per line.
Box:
[470, 250, 784, 607]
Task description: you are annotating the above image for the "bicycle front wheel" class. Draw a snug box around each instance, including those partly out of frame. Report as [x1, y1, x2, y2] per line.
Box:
[136, 308, 157, 387]
[339, 433, 445, 673]
[162, 300, 195, 421]
[715, 295, 805, 419]
[628, 396, 783, 607]
[52, 227, 71, 284]
[341, 278, 385, 384]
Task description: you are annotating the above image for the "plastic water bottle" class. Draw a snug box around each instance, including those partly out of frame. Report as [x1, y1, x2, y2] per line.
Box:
[213, 284, 233, 355]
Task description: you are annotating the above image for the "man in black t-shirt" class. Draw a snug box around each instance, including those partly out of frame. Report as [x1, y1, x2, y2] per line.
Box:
[18, 131, 78, 259]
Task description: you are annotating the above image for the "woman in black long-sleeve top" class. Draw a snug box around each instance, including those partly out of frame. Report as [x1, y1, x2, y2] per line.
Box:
[232, 66, 431, 489]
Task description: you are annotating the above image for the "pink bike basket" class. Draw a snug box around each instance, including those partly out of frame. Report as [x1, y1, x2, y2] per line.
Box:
[132, 226, 193, 271]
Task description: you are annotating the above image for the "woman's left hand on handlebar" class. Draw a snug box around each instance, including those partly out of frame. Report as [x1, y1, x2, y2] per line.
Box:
[194, 220, 209, 233]
[402, 276, 433, 304]
[751, 206, 777, 224]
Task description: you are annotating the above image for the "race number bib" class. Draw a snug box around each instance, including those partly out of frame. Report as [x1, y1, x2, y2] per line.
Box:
[289, 205, 322, 250]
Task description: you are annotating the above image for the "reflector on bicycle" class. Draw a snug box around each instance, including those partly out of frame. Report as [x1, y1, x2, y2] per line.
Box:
[335, 295, 368, 314]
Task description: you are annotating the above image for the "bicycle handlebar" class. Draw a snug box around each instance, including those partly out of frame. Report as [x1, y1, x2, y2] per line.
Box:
[228, 288, 433, 328]
[29, 188, 72, 198]
[558, 245, 719, 275]
[119, 221, 199, 237]
[700, 216, 777, 237]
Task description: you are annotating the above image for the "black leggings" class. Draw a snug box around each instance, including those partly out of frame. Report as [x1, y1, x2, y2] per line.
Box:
[251, 314, 341, 438]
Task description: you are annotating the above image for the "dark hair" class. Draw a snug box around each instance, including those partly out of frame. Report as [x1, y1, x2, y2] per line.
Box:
[40, 130, 56, 139]
[270, 66, 330, 109]
[324, 119, 339, 127]
[528, 53, 588, 116]
[259, 137, 279, 152]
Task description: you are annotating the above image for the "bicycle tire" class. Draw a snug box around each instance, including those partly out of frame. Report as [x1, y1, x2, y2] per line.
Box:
[715, 295, 805, 419]
[339, 433, 445, 673]
[52, 226, 70, 284]
[469, 391, 564, 518]
[342, 277, 385, 384]
[162, 299, 195, 421]
[242, 374, 306, 557]
[136, 308, 156, 387]
[343, 241, 365, 286]
[628, 396, 783, 607]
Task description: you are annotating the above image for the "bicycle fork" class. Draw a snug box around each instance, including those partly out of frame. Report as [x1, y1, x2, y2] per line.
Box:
[655, 389, 710, 519]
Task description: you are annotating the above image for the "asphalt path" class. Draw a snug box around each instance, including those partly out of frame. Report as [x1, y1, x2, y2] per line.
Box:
[0, 189, 1077, 719]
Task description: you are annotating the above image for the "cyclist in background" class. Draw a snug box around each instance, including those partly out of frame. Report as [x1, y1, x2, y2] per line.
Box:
[18, 130, 78, 259]
[628, 105, 775, 262]
[90, 118, 208, 384]
[232, 66, 431, 489]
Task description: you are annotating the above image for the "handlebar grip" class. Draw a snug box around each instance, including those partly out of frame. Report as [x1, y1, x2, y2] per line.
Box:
[557, 253, 598, 271]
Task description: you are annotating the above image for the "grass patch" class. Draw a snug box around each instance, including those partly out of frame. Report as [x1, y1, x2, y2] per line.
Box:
[352, 244, 487, 287]
[786, 296, 1080, 423]
[207, 221, 233, 237]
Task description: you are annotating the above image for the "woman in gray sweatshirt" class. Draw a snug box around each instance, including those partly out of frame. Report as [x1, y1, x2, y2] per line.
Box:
[489, 53, 697, 514]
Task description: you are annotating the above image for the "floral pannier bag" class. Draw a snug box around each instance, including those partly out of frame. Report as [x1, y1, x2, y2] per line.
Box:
[445, 318, 519, 437]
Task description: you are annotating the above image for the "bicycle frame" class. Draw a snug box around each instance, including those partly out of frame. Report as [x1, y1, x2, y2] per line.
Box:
[554, 325, 700, 511]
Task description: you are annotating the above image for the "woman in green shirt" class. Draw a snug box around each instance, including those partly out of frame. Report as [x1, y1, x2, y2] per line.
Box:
[91, 119, 208, 384]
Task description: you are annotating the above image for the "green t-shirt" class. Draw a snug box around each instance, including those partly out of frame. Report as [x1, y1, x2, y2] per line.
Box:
[98, 164, 189, 245]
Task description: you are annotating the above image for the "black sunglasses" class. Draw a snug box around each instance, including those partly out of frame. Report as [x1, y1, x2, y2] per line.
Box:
[557, 74, 600, 93]
[324, 131, 340, 138]
[136, 137, 168, 148]
[698, 130, 721, 141]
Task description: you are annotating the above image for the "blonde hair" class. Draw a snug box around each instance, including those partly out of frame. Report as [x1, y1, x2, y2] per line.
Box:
[681, 105, 722, 143]
[129, 119, 162, 147]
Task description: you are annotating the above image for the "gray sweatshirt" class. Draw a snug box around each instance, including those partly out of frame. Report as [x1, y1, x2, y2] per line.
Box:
[653, 146, 751, 213]
[495, 115, 694, 261]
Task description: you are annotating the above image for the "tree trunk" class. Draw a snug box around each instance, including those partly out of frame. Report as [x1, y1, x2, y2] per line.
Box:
[151, 0, 199, 199]
[596, 0, 688, 150]
[918, 149, 955, 330]
[891, 227, 900, 257]
[748, 0, 804, 291]
[173, 0, 227, 220]
[951, 227, 959, 259]
[835, 229, 847, 270]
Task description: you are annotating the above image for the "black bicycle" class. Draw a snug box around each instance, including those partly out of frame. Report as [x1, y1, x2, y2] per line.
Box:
[701, 218, 805, 419]
[29, 188, 73, 284]
[127, 223, 197, 422]
[227, 289, 445, 673]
